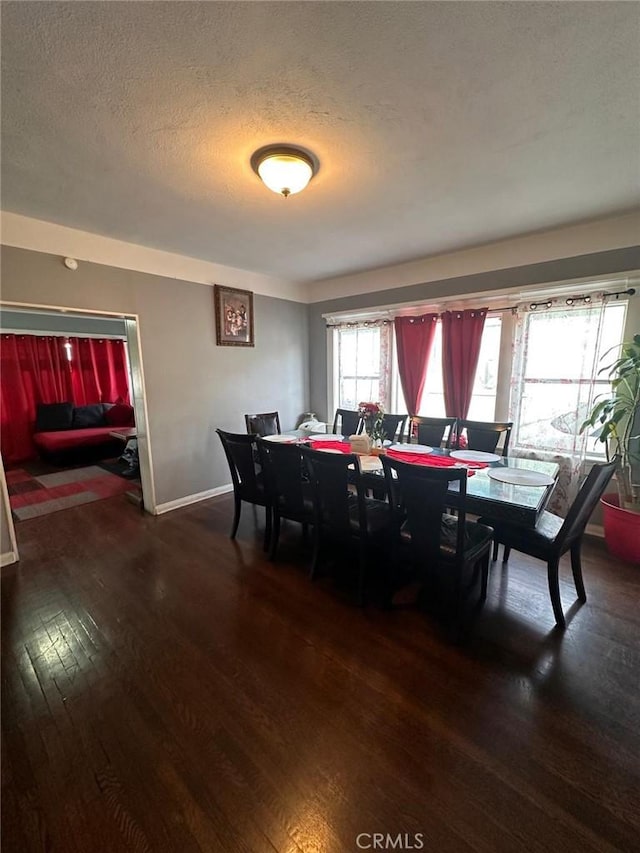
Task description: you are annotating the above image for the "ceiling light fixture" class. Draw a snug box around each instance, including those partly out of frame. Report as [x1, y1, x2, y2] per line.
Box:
[251, 145, 318, 198]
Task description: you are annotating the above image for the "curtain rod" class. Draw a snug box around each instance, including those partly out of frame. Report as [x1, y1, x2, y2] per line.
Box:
[325, 288, 636, 327]
[1, 329, 127, 341]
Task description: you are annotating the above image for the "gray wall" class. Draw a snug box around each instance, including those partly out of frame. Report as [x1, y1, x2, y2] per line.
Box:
[1, 246, 309, 506]
[308, 246, 640, 419]
[0, 308, 126, 336]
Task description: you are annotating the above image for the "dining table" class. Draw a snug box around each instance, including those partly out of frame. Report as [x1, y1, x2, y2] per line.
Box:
[275, 431, 559, 529]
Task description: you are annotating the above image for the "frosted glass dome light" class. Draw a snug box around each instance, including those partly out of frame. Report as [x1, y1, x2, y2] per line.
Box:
[252, 146, 317, 198]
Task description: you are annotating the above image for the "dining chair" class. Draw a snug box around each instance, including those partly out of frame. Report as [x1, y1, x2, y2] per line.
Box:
[331, 408, 363, 437]
[258, 439, 315, 561]
[244, 411, 281, 437]
[457, 419, 513, 456]
[216, 429, 272, 550]
[301, 446, 389, 605]
[380, 413, 408, 443]
[409, 416, 458, 448]
[381, 455, 493, 617]
[479, 457, 617, 628]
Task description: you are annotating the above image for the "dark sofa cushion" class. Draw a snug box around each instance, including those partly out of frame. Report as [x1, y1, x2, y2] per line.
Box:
[105, 403, 135, 427]
[35, 402, 73, 432]
[72, 403, 111, 428]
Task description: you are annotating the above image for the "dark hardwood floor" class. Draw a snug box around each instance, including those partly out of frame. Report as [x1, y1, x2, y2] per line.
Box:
[2, 493, 639, 852]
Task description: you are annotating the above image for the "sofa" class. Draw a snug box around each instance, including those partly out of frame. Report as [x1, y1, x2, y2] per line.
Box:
[33, 402, 135, 464]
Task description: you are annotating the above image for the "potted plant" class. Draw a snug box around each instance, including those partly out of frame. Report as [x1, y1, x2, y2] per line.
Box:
[581, 334, 640, 562]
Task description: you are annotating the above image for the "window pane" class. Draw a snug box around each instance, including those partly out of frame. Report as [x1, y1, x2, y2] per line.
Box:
[336, 326, 386, 410]
[341, 378, 357, 410]
[513, 302, 627, 456]
[421, 392, 446, 417]
[597, 302, 627, 363]
[524, 308, 604, 380]
[467, 317, 501, 419]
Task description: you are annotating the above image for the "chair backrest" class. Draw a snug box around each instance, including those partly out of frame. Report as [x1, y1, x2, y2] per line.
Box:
[556, 458, 618, 551]
[301, 447, 366, 534]
[258, 439, 307, 517]
[381, 455, 468, 563]
[216, 429, 262, 494]
[244, 411, 281, 437]
[380, 413, 408, 443]
[332, 409, 363, 437]
[410, 416, 458, 448]
[457, 420, 513, 456]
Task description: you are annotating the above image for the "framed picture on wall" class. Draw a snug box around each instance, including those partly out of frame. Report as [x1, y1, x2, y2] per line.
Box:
[214, 285, 255, 347]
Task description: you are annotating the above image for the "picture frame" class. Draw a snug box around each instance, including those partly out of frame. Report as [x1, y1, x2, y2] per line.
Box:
[214, 284, 255, 347]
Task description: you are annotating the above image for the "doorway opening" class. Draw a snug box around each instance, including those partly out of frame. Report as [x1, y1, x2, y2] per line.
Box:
[1, 303, 155, 552]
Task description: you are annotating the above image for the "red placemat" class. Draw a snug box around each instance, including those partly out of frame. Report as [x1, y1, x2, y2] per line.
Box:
[387, 449, 488, 474]
[308, 440, 353, 453]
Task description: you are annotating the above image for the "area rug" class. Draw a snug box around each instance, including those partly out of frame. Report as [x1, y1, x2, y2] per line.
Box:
[7, 465, 139, 521]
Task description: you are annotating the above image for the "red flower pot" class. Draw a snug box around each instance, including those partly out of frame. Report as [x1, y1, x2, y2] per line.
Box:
[601, 493, 640, 565]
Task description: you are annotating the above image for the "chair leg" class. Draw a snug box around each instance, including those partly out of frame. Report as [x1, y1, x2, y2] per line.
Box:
[480, 551, 490, 602]
[570, 541, 586, 601]
[356, 539, 367, 607]
[230, 495, 241, 539]
[502, 545, 511, 563]
[263, 506, 272, 552]
[269, 511, 281, 561]
[492, 539, 499, 562]
[547, 557, 565, 628]
[309, 525, 321, 580]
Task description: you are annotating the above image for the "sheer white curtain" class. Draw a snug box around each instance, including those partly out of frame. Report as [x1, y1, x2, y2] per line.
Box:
[509, 301, 607, 515]
[335, 321, 392, 410]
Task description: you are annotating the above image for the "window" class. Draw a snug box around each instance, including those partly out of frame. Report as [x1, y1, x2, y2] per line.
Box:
[391, 316, 502, 419]
[335, 324, 390, 409]
[512, 302, 627, 456]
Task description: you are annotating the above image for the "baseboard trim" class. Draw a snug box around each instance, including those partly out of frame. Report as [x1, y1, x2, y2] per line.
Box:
[1, 550, 19, 567]
[154, 484, 233, 515]
[585, 523, 605, 539]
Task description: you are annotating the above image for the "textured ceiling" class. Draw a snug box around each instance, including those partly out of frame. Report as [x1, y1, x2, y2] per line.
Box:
[2, 1, 639, 284]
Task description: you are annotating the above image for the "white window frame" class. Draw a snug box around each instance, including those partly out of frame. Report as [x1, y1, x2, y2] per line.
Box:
[325, 274, 639, 440]
[509, 299, 630, 459]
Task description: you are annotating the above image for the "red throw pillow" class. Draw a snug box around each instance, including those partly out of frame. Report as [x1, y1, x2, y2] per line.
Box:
[105, 403, 135, 427]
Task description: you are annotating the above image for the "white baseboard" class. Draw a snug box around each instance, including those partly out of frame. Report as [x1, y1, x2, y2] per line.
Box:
[1, 550, 19, 567]
[585, 523, 605, 539]
[154, 484, 233, 515]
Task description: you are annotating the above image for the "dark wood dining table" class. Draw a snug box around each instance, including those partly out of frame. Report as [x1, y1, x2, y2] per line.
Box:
[284, 431, 559, 529]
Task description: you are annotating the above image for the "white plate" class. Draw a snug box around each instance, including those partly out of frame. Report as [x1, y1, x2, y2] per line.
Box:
[310, 434, 344, 442]
[262, 434, 297, 443]
[487, 467, 555, 487]
[389, 443, 433, 454]
[450, 450, 501, 463]
[316, 448, 344, 454]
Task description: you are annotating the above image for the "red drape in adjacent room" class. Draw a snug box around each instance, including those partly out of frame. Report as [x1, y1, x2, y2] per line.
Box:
[441, 308, 488, 419]
[1, 334, 131, 464]
[68, 338, 131, 405]
[0, 334, 72, 463]
[394, 313, 438, 415]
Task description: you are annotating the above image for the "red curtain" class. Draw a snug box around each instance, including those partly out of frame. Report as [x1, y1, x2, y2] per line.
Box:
[394, 314, 438, 415]
[0, 334, 73, 463]
[68, 338, 130, 405]
[1, 334, 131, 464]
[441, 308, 488, 419]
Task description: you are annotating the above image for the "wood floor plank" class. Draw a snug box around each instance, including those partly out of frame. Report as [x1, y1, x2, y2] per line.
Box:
[2, 492, 639, 852]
